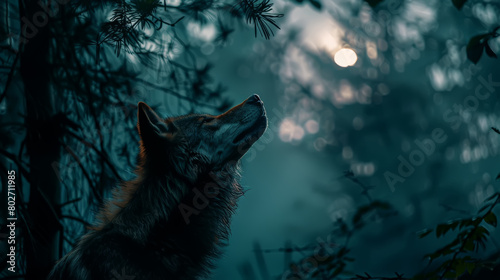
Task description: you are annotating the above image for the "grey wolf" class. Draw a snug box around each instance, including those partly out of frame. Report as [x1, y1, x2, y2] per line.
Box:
[47, 94, 267, 280]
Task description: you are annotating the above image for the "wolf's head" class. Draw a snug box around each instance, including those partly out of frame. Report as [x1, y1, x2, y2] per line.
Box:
[137, 94, 267, 180]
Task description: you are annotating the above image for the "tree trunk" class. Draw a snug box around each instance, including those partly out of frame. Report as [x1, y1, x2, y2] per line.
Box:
[20, 1, 61, 278]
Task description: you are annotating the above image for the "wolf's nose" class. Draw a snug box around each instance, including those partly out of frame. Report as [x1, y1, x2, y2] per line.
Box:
[247, 94, 263, 105]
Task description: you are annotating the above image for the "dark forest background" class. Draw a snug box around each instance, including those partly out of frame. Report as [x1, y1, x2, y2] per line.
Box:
[0, 0, 499, 279]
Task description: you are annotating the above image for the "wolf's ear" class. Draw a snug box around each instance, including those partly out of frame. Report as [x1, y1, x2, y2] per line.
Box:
[137, 102, 173, 143]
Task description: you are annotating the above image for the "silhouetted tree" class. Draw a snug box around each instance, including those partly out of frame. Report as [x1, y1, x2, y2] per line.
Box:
[0, 0, 281, 279]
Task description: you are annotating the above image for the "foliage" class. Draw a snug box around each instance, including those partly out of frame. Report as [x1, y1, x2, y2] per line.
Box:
[414, 193, 500, 279]
[97, 0, 283, 57]
[272, 172, 401, 280]
[466, 26, 500, 64]
[364, 0, 498, 63]
[262, 172, 500, 280]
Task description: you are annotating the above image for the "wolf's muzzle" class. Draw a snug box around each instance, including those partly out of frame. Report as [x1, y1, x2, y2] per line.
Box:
[246, 94, 264, 106]
[231, 94, 267, 146]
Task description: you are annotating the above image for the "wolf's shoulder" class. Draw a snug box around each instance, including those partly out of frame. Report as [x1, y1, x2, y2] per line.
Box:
[47, 230, 153, 280]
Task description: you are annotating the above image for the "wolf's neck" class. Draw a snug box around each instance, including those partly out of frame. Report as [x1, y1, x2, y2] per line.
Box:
[101, 167, 243, 258]
[154, 168, 242, 245]
[99, 174, 185, 240]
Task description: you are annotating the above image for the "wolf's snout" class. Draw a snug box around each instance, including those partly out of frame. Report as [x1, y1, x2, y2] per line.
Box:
[246, 94, 263, 106]
[228, 95, 267, 148]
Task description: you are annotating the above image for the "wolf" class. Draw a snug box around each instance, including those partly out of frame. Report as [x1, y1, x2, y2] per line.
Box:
[47, 94, 267, 280]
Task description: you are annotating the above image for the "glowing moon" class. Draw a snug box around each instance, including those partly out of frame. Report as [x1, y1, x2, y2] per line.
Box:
[334, 48, 358, 67]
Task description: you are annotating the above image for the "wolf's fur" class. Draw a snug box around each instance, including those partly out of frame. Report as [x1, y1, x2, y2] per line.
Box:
[47, 95, 267, 280]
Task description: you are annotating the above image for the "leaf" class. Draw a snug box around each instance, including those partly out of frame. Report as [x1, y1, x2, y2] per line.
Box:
[475, 226, 490, 237]
[417, 228, 433, 238]
[467, 42, 485, 64]
[456, 260, 466, 276]
[334, 218, 350, 236]
[364, 0, 384, 7]
[308, 0, 322, 9]
[477, 239, 487, 250]
[412, 274, 427, 280]
[485, 43, 498, 58]
[436, 224, 453, 237]
[459, 218, 474, 229]
[465, 262, 475, 274]
[425, 252, 440, 261]
[352, 201, 394, 227]
[329, 263, 345, 278]
[444, 271, 456, 279]
[444, 219, 462, 231]
[452, 0, 467, 10]
[373, 201, 392, 210]
[467, 34, 489, 64]
[464, 240, 474, 251]
[338, 248, 350, 258]
[484, 212, 497, 227]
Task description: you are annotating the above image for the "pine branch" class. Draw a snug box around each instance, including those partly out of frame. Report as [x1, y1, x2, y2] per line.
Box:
[233, 0, 283, 39]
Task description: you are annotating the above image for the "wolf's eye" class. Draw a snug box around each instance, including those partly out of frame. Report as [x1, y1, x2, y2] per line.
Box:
[167, 122, 178, 132]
